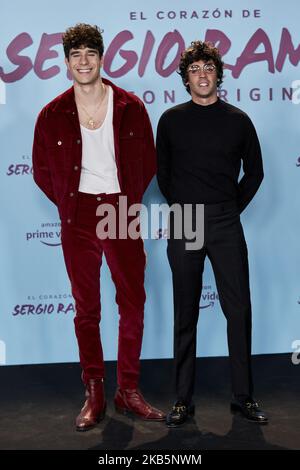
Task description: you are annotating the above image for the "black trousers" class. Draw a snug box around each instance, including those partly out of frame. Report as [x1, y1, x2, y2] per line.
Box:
[167, 200, 254, 403]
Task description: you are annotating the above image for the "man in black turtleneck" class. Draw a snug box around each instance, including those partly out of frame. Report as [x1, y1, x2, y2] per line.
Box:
[156, 41, 268, 427]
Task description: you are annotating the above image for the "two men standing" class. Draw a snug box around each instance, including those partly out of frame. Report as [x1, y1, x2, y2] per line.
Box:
[33, 24, 267, 430]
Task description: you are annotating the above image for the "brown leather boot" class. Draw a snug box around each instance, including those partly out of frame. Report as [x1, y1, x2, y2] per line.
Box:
[76, 378, 106, 431]
[114, 387, 166, 421]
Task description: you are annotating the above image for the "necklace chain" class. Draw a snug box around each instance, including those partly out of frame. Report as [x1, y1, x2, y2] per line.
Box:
[77, 84, 107, 129]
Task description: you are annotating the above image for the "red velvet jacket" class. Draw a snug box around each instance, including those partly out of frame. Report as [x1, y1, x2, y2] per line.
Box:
[32, 78, 156, 225]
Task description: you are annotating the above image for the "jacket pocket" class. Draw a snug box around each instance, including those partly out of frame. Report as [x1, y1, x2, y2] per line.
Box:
[47, 138, 73, 171]
[120, 129, 144, 160]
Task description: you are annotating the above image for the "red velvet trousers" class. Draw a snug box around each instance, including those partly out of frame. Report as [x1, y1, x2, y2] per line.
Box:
[61, 192, 146, 389]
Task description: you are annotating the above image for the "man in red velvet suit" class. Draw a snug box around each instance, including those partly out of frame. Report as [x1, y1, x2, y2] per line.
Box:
[32, 23, 165, 431]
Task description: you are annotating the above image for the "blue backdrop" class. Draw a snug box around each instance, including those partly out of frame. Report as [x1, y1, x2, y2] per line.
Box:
[0, 0, 299, 366]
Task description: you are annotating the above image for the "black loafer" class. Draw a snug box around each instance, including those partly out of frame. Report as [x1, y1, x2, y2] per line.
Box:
[231, 396, 268, 424]
[166, 401, 195, 428]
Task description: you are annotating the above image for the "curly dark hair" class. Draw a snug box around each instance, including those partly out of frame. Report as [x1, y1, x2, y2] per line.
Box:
[178, 41, 224, 94]
[62, 23, 104, 59]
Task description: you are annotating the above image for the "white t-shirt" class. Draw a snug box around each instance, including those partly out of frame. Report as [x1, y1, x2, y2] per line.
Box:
[78, 85, 121, 194]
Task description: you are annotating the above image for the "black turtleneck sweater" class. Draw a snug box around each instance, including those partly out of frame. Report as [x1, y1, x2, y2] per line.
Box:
[156, 98, 264, 213]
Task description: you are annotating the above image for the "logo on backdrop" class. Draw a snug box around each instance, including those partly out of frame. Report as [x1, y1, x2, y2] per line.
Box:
[6, 155, 32, 176]
[296, 156, 300, 167]
[200, 285, 219, 309]
[12, 293, 74, 317]
[26, 222, 61, 246]
[0, 6, 299, 104]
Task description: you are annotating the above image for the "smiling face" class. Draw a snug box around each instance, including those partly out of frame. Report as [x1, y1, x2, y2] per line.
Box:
[186, 59, 218, 104]
[65, 46, 103, 86]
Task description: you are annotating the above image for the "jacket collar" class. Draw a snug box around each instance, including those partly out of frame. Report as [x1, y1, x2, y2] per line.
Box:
[51, 77, 127, 113]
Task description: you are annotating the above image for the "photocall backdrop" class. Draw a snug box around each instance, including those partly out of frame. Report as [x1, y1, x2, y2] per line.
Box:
[0, 0, 299, 366]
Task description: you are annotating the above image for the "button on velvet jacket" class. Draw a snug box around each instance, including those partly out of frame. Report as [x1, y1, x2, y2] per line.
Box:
[32, 78, 156, 225]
